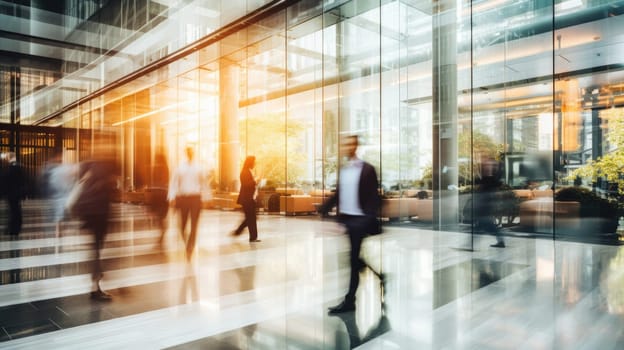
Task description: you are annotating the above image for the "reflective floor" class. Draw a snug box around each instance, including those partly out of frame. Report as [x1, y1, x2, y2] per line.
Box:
[1, 200, 624, 349]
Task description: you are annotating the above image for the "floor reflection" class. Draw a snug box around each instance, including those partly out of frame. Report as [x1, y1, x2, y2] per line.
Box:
[179, 275, 198, 305]
[4, 203, 624, 349]
[434, 258, 528, 308]
[330, 311, 391, 349]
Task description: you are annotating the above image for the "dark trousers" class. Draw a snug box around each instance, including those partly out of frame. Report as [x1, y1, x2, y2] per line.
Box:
[477, 215, 503, 244]
[148, 189, 168, 242]
[234, 201, 258, 241]
[177, 195, 201, 259]
[338, 214, 380, 303]
[7, 197, 22, 235]
[83, 212, 109, 284]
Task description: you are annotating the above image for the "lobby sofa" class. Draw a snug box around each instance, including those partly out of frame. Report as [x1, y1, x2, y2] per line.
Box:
[381, 197, 433, 221]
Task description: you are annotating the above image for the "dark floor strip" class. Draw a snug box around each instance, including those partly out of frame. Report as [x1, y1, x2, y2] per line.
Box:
[0, 235, 161, 260]
[0, 234, 285, 285]
[0, 251, 170, 285]
[0, 262, 294, 342]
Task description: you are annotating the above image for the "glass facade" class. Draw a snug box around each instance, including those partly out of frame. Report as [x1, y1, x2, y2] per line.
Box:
[0, 0, 624, 347]
[16, 0, 620, 245]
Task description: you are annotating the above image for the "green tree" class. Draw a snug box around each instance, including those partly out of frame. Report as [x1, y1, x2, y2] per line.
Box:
[458, 130, 503, 186]
[241, 115, 306, 186]
[567, 110, 624, 196]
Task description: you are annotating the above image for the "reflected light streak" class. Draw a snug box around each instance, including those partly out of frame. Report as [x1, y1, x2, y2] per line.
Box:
[112, 100, 196, 126]
[460, 0, 509, 17]
[536, 256, 554, 281]
[602, 249, 624, 314]
[199, 299, 219, 310]
[160, 114, 202, 126]
[556, 0, 584, 12]
[538, 112, 554, 150]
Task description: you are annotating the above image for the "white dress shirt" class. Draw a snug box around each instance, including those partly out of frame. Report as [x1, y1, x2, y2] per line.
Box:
[338, 158, 364, 216]
[168, 160, 205, 200]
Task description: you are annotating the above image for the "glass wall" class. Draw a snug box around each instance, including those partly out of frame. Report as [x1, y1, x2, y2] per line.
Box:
[20, 0, 621, 346]
[42, 0, 624, 246]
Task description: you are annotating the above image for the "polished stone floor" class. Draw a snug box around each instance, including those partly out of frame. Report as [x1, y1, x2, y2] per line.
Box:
[1, 200, 624, 349]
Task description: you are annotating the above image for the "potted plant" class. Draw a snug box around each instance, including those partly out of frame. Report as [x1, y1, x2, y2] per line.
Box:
[555, 186, 620, 234]
[460, 184, 520, 227]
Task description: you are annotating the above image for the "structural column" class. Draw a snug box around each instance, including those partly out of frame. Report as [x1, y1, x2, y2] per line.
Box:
[219, 60, 240, 192]
[9, 67, 20, 153]
[432, 0, 459, 229]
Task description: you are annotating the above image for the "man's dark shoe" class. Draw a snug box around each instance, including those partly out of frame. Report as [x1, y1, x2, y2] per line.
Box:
[328, 300, 355, 314]
[490, 242, 505, 248]
[90, 289, 112, 301]
[249, 239, 261, 243]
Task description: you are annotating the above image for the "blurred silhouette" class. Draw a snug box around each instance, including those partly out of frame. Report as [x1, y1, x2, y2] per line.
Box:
[231, 156, 260, 242]
[169, 146, 210, 261]
[42, 151, 77, 237]
[475, 157, 505, 248]
[319, 135, 384, 314]
[146, 152, 169, 248]
[2, 152, 25, 236]
[72, 153, 118, 300]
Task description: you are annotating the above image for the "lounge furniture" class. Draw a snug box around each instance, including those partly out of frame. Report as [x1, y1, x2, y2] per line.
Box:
[212, 192, 241, 210]
[280, 195, 319, 215]
[519, 197, 580, 233]
[381, 198, 433, 221]
[275, 187, 304, 195]
[532, 189, 553, 198]
[415, 199, 433, 222]
[513, 189, 534, 201]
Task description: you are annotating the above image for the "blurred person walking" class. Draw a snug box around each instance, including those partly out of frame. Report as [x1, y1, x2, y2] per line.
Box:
[169, 146, 209, 261]
[2, 152, 25, 237]
[146, 152, 169, 248]
[476, 157, 505, 248]
[231, 156, 260, 242]
[70, 153, 118, 300]
[318, 135, 384, 314]
[42, 151, 77, 236]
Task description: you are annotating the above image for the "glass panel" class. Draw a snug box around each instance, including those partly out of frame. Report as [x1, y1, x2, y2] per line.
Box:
[21, 0, 273, 125]
[469, 0, 556, 247]
[24, 0, 624, 347]
[287, 16, 323, 200]
[555, 1, 623, 244]
[380, 1, 434, 226]
[241, 8, 288, 345]
[242, 13, 287, 193]
[323, 0, 385, 340]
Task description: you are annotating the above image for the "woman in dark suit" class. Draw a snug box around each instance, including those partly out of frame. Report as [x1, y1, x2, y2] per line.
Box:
[231, 156, 260, 242]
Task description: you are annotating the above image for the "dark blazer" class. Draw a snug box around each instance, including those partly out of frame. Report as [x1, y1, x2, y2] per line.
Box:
[5, 161, 25, 200]
[236, 168, 256, 206]
[76, 159, 116, 217]
[320, 161, 381, 234]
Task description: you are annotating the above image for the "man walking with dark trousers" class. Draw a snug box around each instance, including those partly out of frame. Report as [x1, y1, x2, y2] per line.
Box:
[319, 135, 384, 314]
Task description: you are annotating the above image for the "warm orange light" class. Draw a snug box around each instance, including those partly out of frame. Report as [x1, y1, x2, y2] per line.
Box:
[556, 79, 581, 151]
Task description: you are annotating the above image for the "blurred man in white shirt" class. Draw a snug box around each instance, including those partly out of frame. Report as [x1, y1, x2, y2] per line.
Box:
[169, 146, 209, 261]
